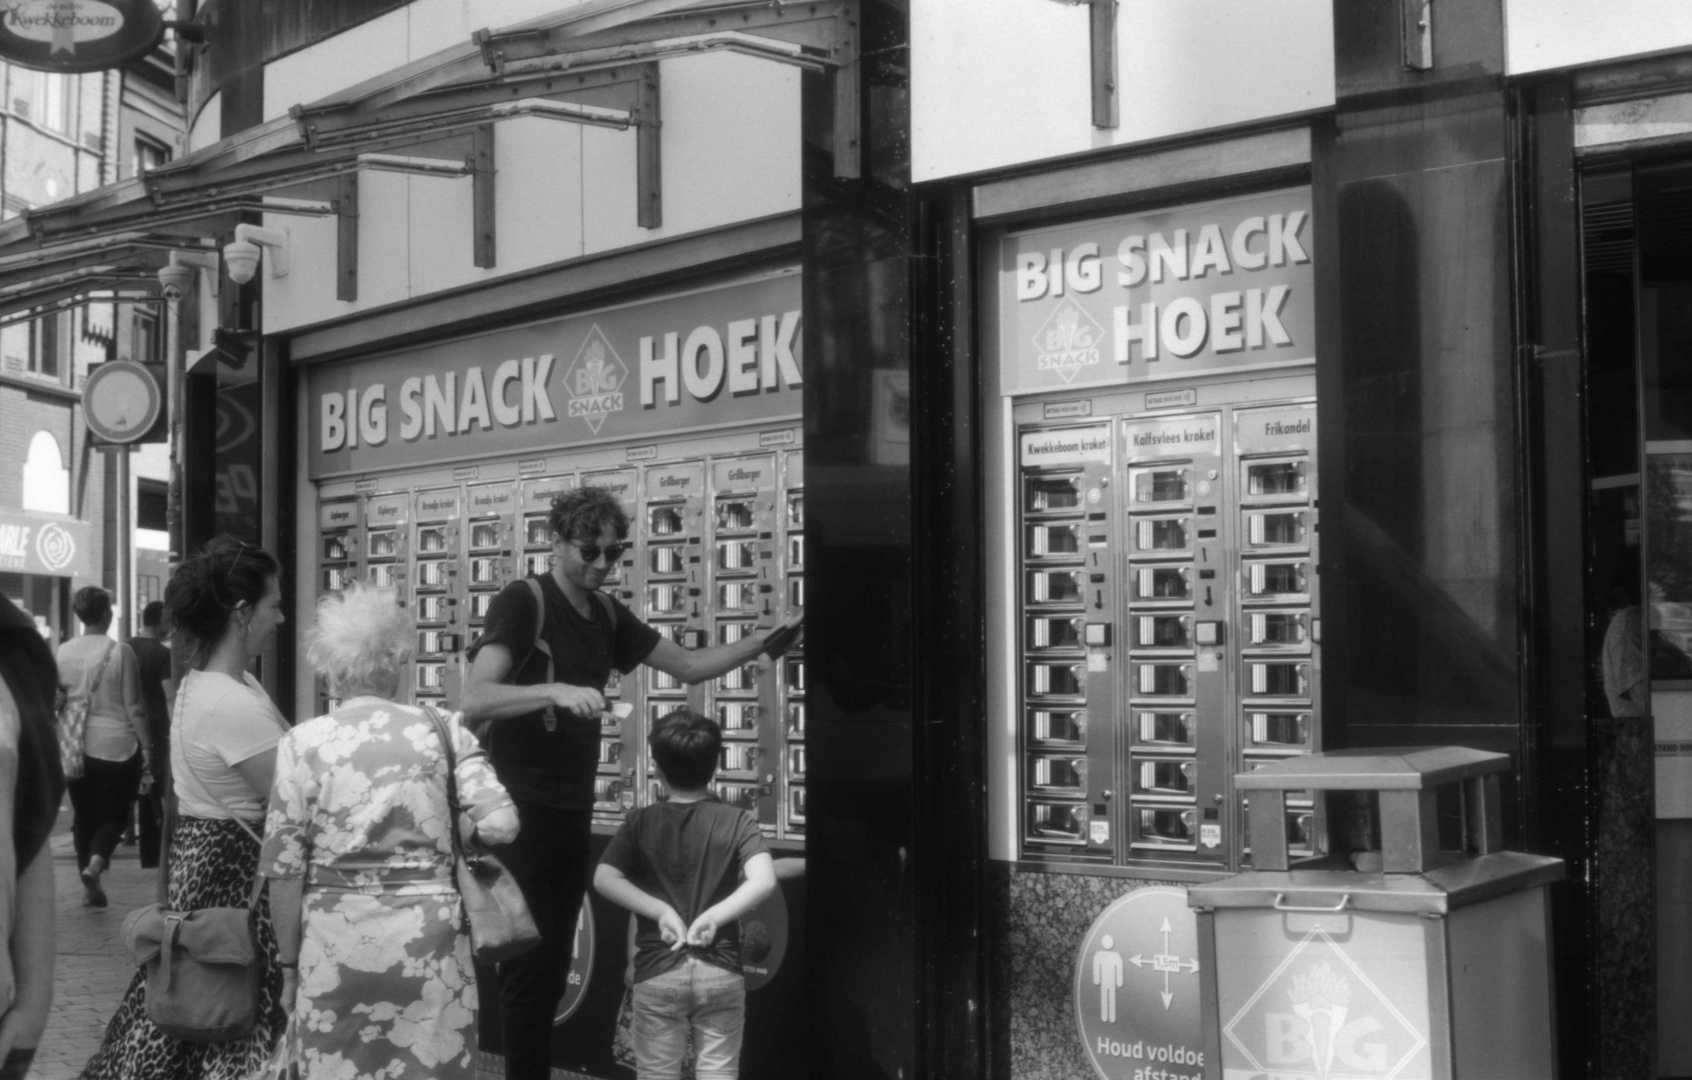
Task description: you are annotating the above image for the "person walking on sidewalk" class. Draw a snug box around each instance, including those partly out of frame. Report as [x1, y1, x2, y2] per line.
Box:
[460, 485, 801, 1080]
[125, 602, 172, 869]
[55, 588, 151, 908]
[0, 593, 67, 1080]
[81, 537, 291, 1080]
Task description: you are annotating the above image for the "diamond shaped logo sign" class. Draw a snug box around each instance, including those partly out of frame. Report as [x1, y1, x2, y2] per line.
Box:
[1032, 297, 1105, 385]
[563, 325, 628, 435]
[1223, 931, 1429, 1080]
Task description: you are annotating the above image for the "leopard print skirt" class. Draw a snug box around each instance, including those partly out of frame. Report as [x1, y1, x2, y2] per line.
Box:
[80, 816, 288, 1080]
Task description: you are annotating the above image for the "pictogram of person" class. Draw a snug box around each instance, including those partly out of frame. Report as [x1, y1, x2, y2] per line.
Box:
[1094, 934, 1125, 1023]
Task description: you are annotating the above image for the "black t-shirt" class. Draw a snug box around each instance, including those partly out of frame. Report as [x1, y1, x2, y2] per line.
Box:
[125, 635, 171, 757]
[466, 574, 659, 809]
[0, 596, 65, 868]
[599, 796, 770, 983]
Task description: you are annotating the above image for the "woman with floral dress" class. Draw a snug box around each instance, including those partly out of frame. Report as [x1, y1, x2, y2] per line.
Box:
[261, 582, 518, 1080]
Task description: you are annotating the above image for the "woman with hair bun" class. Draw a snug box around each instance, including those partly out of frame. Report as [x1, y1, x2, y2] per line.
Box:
[55, 585, 150, 907]
[82, 536, 291, 1080]
[260, 581, 517, 1080]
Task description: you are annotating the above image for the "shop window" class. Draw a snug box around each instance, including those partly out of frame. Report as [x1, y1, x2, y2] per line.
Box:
[137, 478, 167, 531]
[132, 134, 170, 179]
[27, 311, 66, 380]
[131, 309, 159, 363]
[22, 431, 68, 514]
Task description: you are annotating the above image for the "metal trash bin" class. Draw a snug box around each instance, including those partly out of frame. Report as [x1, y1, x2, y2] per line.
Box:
[1189, 747, 1564, 1080]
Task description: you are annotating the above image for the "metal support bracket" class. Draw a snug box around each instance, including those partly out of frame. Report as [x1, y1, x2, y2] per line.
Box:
[1090, 0, 1118, 129]
[1402, 0, 1433, 71]
[335, 173, 359, 302]
[472, 125, 496, 267]
[635, 66, 662, 228]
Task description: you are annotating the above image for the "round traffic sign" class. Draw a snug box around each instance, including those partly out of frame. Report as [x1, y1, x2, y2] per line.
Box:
[82, 360, 161, 444]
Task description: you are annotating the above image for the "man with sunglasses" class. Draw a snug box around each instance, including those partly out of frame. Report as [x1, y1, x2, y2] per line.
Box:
[461, 484, 800, 1080]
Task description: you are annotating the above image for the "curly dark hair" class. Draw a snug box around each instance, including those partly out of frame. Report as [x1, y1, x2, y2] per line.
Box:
[163, 535, 281, 668]
[72, 585, 112, 627]
[548, 485, 629, 545]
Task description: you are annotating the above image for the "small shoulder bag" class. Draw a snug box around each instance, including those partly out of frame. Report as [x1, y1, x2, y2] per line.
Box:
[120, 677, 265, 1043]
[424, 704, 539, 964]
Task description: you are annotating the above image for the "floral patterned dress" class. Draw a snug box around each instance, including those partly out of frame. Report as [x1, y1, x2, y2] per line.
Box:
[259, 699, 514, 1080]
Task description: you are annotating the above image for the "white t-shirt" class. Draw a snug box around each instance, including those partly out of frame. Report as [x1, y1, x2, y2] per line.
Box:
[172, 669, 287, 820]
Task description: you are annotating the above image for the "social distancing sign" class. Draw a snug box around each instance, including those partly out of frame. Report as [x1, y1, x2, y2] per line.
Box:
[1073, 887, 1204, 1080]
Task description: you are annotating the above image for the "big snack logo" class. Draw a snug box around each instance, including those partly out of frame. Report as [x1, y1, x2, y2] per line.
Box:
[565, 326, 627, 435]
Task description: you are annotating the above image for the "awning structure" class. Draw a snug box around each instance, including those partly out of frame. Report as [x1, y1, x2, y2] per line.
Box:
[0, 0, 859, 315]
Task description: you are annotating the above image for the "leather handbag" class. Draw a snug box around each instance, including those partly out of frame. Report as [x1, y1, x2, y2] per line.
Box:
[56, 639, 116, 781]
[121, 677, 265, 1043]
[424, 705, 540, 964]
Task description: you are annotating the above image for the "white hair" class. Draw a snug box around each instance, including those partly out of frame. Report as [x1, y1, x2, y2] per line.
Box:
[306, 582, 414, 698]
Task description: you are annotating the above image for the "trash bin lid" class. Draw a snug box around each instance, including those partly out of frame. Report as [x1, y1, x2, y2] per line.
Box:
[1233, 746, 1508, 791]
[1189, 851, 1565, 916]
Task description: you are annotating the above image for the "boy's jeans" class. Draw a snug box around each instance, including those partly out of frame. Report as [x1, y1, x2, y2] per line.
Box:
[631, 956, 746, 1080]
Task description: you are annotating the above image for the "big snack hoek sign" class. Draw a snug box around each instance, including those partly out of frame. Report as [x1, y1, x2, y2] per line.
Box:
[1000, 188, 1315, 397]
[307, 274, 801, 479]
[0, 0, 165, 73]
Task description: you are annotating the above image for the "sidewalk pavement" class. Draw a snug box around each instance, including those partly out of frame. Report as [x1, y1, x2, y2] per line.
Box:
[29, 802, 153, 1080]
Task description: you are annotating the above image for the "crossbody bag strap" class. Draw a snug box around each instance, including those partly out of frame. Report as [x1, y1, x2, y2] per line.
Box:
[173, 674, 268, 911]
[422, 705, 468, 873]
[524, 577, 558, 731]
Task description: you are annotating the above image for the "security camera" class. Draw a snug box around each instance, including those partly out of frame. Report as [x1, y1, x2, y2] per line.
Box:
[223, 239, 261, 285]
[156, 261, 196, 303]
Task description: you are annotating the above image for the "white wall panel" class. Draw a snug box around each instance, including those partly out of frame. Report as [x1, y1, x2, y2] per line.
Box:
[1507, 1, 1692, 75]
[264, 8, 412, 120]
[259, 211, 343, 335]
[188, 90, 220, 151]
[911, 0, 1333, 182]
[491, 117, 587, 273]
[407, 172, 481, 296]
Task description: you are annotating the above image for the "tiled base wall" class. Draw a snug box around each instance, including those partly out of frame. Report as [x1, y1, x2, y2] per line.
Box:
[988, 863, 1185, 1080]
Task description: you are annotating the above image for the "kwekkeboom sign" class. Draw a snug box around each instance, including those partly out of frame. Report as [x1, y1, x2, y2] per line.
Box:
[0, 0, 164, 73]
[1000, 188, 1315, 396]
[307, 274, 801, 479]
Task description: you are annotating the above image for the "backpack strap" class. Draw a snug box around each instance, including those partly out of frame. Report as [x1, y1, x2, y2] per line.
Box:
[523, 577, 557, 731]
[591, 589, 618, 634]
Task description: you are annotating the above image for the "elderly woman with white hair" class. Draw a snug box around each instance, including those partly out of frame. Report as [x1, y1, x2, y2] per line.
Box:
[259, 583, 518, 1080]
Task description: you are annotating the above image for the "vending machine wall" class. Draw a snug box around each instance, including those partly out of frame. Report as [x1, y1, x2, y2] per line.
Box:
[1011, 375, 1319, 873]
[309, 435, 807, 844]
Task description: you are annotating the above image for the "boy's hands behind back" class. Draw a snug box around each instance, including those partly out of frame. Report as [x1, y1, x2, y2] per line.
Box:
[685, 912, 720, 948]
[657, 906, 690, 952]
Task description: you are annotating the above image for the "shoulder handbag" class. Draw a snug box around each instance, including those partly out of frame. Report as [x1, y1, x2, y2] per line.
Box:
[56, 639, 116, 781]
[120, 678, 264, 1043]
[424, 704, 540, 964]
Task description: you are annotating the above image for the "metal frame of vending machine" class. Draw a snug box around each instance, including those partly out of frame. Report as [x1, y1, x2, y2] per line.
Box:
[1010, 371, 1321, 875]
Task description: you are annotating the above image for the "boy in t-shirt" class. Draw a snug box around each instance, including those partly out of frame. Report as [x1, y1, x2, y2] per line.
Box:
[594, 709, 775, 1080]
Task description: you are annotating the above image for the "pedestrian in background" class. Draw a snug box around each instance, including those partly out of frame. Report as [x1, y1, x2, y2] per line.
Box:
[125, 601, 172, 868]
[0, 593, 67, 1080]
[82, 537, 291, 1080]
[55, 587, 151, 908]
[262, 582, 519, 1080]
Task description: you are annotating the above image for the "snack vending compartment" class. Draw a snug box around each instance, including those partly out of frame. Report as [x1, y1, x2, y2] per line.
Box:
[787, 490, 804, 527]
[1132, 758, 1197, 798]
[368, 562, 403, 589]
[468, 591, 495, 620]
[785, 702, 804, 738]
[592, 777, 622, 811]
[1243, 559, 1310, 602]
[1245, 610, 1310, 649]
[367, 528, 401, 559]
[524, 514, 552, 547]
[1246, 710, 1315, 753]
[649, 666, 684, 693]
[1132, 661, 1194, 699]
[1028, 662, 1085, 699]
[786, 533, 805, 570]
[716, 498, 757, 533]
[468, 556, 505, 586]
[788, 578, 805, 608]
[1133, 515, 1194, 556]
[597, 740, 623, 768]
[1132, 613, 1193, 650]
[415, 560, 453, 589]
[414, 662, 446, 693]
[416, 594, 455, 624]
[322, 533, 354, 561]
[1242, 794, 1322, 861]
[416, 523, 455, 555]
[649, 544, 686, 576]
[1025, 800, 1087, 846]
[418, 630, 459, 656]
[648, 702, 685, 728]
[719, 702, 761, 735]
[788, 784, 807, 826]
[1129, 464, 1192, 508]
[322, 566, 352, 592]
[716, 538, 756, 573]
[647, 583, 689, 615]
[524, 553, 549, 576]
[1028, 708, 1086, 746]
[787, 744, 806, 780]
[650, 505, 686, 537]
[1026, 615, 1085, 651]
[1133, 710, 1196, 750]
[1129, 803, 1198, 851]
[469, 520, 507, 551]
[717, 661, 758, 693]
[1023, 473, 1085, 513]
[714, 783, 760, 812]
[1028, 754, 1086, 795]
[1026, 568, 1085, 605]
[1244, 509, 1310, 550]
[785, 657, 805, 695]
[1242, 457, 1309, 502]
[1246, 659, 1310, 698]
[719, 742, 760, 777]
[1131, 564, 1193, 603]
[1025, 522, 1082, 558]
[717, 580, 759, 613]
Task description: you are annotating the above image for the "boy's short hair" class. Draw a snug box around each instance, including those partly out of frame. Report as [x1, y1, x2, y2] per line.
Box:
[141, 600, 164, 628]
[650, 708, 721, 791]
